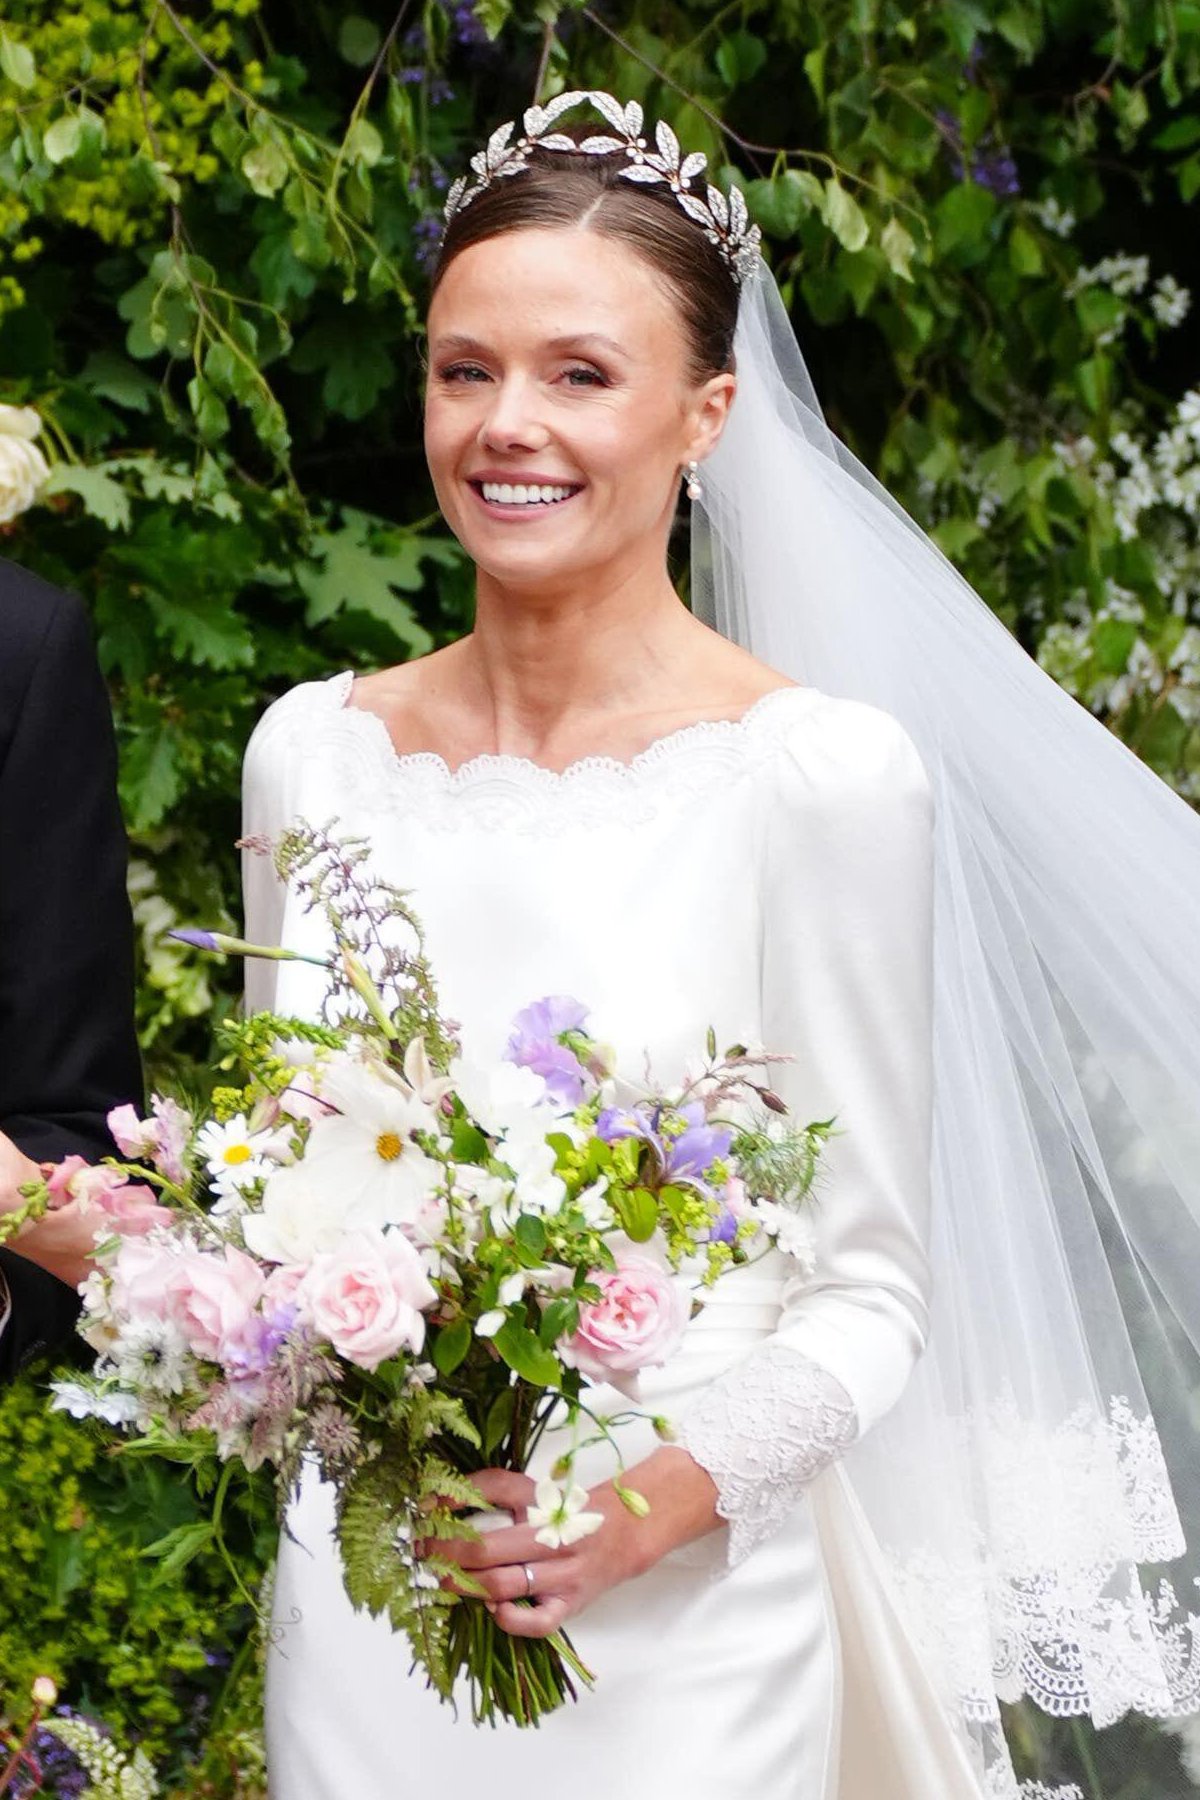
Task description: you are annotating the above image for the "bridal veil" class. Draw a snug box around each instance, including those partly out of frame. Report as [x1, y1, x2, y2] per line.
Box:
[693, 265, 1200, 1791]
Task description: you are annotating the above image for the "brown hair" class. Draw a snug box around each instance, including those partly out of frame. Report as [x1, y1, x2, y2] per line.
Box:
[430, 132, 739, 382]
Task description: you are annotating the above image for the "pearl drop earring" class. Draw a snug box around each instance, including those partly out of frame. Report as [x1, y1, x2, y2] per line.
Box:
[685, 460, 703, 501]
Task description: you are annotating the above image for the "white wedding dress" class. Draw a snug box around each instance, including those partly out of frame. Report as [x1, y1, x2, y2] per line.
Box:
[243, 670, 985, 1800]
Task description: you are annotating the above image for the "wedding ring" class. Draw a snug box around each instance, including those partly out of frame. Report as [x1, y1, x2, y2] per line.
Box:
[523, 1562, 535, 1598]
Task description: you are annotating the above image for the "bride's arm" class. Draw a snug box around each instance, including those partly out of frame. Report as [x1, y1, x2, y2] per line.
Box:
[671, 704, 936, 1567]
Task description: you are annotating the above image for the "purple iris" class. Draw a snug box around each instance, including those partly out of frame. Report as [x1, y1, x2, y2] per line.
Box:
[597, 1102, 732, 1193]
[505, 995, 592, 1107]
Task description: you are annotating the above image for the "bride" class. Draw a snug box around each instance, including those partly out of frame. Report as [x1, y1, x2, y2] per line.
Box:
[243, 93, 1200, 1799]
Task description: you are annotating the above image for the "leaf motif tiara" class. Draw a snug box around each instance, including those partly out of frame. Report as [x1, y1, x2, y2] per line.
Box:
[443, 89, 762, 286]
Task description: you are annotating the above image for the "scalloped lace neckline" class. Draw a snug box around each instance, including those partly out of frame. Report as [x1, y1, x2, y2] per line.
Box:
[328, 668, 817, 787]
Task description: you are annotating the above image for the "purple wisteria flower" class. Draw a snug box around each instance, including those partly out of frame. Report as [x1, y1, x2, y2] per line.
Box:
[505, 995, 592, 1106]
[935, 107, 1021, 198]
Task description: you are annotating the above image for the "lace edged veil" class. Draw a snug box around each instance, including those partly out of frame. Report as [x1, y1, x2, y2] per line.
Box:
[693, 266, 1200, 1794]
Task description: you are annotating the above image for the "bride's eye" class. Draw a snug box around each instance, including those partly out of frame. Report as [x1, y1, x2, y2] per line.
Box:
[439, 363, 490, 383]
[560, 365, 607, 388]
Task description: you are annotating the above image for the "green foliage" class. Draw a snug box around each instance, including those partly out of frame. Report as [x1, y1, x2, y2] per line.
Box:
[0, 1376, 271, 1792]
[0, 0, 1197, 1789]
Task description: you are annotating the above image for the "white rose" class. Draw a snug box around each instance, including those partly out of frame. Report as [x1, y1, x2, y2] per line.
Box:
[242, 1162, 355, 1265]
[0, 405, 49, 523]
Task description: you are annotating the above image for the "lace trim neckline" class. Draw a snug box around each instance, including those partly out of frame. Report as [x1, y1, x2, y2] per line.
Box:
[325, 667, 819, 788]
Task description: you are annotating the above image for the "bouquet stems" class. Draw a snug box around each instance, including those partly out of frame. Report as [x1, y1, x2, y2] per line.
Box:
[447, 1601, 594, 1727]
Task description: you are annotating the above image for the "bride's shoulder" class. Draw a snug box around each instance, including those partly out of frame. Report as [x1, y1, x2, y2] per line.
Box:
[769, 687, 931, 805]
[246, 670, 354, 744]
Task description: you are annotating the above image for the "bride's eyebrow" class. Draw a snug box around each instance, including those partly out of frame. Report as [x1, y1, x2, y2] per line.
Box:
[430, 331, 632, 361]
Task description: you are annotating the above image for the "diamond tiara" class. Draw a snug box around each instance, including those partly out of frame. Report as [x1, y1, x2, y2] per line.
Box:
[443, 89, 763, 287]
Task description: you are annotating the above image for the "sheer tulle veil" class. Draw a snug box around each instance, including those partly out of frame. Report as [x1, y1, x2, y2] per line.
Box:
[693, 265, 1200, 1789]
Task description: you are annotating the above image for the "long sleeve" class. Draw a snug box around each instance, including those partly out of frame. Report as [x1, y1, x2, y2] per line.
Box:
[0, 567, 143, 1379]
[240, 684, 312, 1013]
[678, 702, 935, 1563]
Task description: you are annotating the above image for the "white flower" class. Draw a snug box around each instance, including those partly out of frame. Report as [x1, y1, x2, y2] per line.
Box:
[49, 1379, 140, 1425]
[1151, 274, 1191, 329]
[497, 1271, 526, 1307]
[196, 1114, 287, 1201]
[0, 404, 49, 522]
[475, 1309, 505, 1338]
[574, 1178, 614, 1230]
[452, 1057, 557, 1146]
[527, 1478, 605, 1549]
[506, 1136, 566, 1218]
[241, 1161, 354, 1264]
[753, 1200, 817, 1274]
[114, 1318, 191, 1395]
[304, 1059, 444, 1230]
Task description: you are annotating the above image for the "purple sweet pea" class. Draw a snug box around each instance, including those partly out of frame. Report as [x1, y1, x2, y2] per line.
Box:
[505, 995, 593, 1106]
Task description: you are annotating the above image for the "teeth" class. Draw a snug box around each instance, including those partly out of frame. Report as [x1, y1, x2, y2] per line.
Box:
[480, 482, 576, 506]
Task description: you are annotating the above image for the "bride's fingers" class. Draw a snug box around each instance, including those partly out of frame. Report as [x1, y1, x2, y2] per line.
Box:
[492, 1593, 571, 1640]
[469, 1468, 535, 1520]
[472, 1559, 576, 1605]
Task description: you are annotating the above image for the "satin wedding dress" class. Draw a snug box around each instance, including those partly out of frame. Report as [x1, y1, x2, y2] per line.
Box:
[244, 669, 985, 1800]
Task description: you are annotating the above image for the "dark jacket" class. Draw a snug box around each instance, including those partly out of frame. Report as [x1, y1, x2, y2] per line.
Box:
[0, 560, 142, 1379]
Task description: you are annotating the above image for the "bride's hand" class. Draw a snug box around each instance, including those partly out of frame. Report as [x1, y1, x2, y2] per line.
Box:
[430, 1448, 722, 1640]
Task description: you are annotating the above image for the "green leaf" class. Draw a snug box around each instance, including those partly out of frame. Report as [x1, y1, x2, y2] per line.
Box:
[41, 463, 132, 531]
[0, 28, 35, 89]
[514, 1213, 547, 1259]
[43, 114, 83, 164]
[611, 1185, 659, 1243]
[483, 1385, 515, 1456]
[492, 1318, 561, 1387]
[474, 0, 512, 38]
[290, 317, 396, 420]
[715, 30, 766, 89]
[121, 722, 185, 830]
[295, 508, 446, 650]
[881, 217, 917, 281]
[822, 180, 869, 253]
[1008, 221, 1044, 276]
[242, 138, 289, 198]
[1152, 115, 1200, 151]
[344, 118, 384, 169]
[933, 182, 998, 257]
[803, 44, 827, 106]
[538, 1295, 579, 1346]
[432, 1316, 471, 1376]
[338, 15, 381, 65]
[80, 350, 157, 413]
[141, 1519, 216, 1584]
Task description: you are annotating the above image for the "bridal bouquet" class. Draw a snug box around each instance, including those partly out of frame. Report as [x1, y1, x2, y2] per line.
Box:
[10, 826, 832, 1727]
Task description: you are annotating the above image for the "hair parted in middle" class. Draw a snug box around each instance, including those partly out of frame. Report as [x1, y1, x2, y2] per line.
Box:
[430, 127, 741, 385]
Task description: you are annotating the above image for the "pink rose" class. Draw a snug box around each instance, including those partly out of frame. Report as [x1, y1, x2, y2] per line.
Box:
[299, 1229, 436, 1371]
[167, 1246, 266, 1362]
[263, 1262, 308, 1311]
[560, 1252, 690, 1384]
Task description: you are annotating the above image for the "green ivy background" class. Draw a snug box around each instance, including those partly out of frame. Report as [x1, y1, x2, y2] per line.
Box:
[0, 0, 1198, 1792]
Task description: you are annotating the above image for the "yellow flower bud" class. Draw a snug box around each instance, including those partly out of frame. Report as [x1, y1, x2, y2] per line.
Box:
[31, 1674, 57, 1707]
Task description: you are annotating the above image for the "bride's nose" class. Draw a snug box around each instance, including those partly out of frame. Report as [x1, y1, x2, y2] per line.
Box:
[476, 375, 550, 454]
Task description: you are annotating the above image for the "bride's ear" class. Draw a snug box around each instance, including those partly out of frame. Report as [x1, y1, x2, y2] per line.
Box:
[684, 371, 737, 466]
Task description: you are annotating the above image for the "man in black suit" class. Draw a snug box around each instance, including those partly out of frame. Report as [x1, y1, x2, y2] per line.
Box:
[0, 558, 142, 1379]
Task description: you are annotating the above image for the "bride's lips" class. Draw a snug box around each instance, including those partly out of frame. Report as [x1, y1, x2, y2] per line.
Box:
[466, 472, 585, 520]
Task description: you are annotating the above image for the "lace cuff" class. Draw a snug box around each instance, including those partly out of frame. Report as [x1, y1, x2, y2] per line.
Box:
[676, 1341, 859, 1569]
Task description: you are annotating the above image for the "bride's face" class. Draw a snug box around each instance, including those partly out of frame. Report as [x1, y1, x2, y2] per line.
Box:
[424, 226, 734, 592]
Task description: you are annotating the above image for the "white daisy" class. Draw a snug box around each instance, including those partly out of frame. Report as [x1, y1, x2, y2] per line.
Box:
[304, 1060, 444, 1231]
[196, 1114, 286, 1200]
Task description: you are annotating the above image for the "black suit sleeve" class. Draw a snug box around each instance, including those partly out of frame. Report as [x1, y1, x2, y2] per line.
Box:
[0, 575, 142, 1379]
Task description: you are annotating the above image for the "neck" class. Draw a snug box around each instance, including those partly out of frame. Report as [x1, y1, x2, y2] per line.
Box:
[462, 559, 703, 750]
